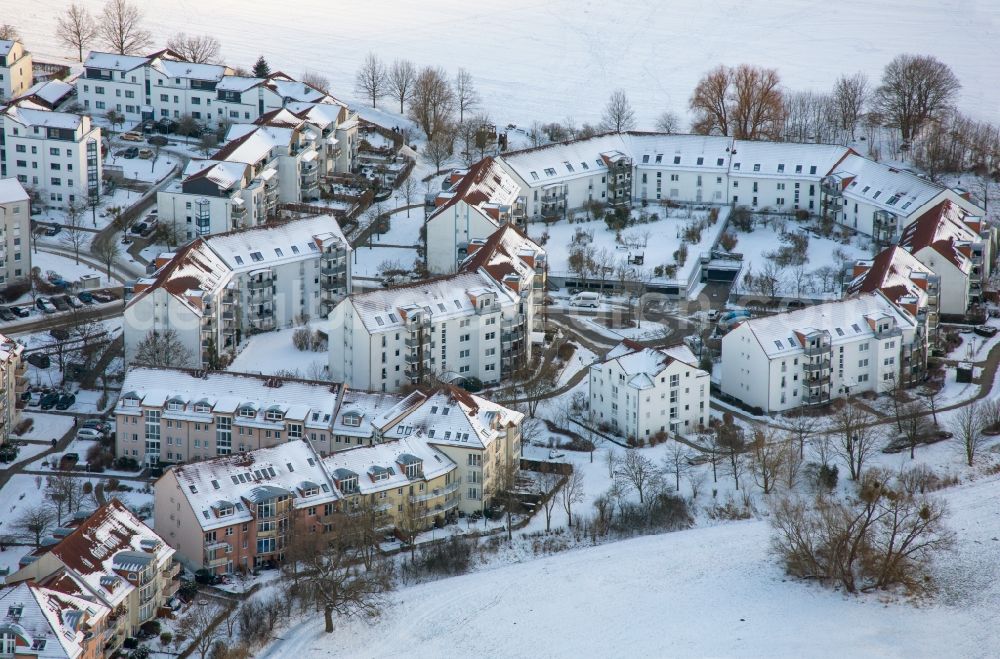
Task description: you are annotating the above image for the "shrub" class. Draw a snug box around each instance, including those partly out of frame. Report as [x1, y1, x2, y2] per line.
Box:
[82, 482, 93, 494]
[292, 328, 312, 351]
[730, 206, 753, 231]
[719, 231, 738, 251]
[557, 342, 576, 361]
[12, 418, 33, 436]
[160, 632, 173, 646]
[107, 478, 120, 491]
[140, 620, 161, 637]
[178, 580, 198, 601]
[0, 278, 31, 303]
[708, 207, 720, 224]
[129, 648, 150, 659]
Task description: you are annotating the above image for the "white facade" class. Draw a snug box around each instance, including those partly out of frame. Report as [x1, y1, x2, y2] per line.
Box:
[0, 178, 31, 284]
[0, 100, 102, 210]
[720, 292, 925, 413]
[589, 340, 709, 440]
[329, 270, 530, 392]
[0, 39, 32, 102]
[125, 215, 351, 367]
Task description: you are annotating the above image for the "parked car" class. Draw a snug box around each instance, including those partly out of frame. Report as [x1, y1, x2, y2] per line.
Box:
[570, 291, 601, 308]
[548, 449, 566, 459]
[78, 291, 95, 304]
[138, 147, 154, 159]
[43, 224, 61, 236]
[26, 353, 51, 369]
[122, 146, 139, 159]
[59, 453, 80, 469]
[131, 222, 147, 235]
[56, 393, 76, 410]
[121, 131, 144, 142]
[25, 391, 43, 406]
[11, 305, 29, 318]
[148, 135, 169, 147]
[0, 307, 15, 322]
[39, 392, 60, 410]
[76, 427, 103, 441]
[82, 419, 111, 434]
[139, 120, 156, 134]
[974, 325, 998, 338]
[51, 296, 70, 312]
[35, 297, 56, 314]
[63, 294, 83, 309]
[92, 291, 114, 303]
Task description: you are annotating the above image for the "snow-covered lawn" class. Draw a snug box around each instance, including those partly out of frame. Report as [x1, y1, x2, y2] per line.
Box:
[29, 250, 110, 287]
[351, 245, 420, 279]
[105, 152, 179, 183]
[229, 325, 330, 379]
[13, 412, 74, 443]
[376, 206, 424, 246]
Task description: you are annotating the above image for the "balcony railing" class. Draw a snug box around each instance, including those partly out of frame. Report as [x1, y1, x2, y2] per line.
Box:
[804, 392, 831, 405]
[405, 335, 429, 348]
[803, 344, 831, 357]
[874, 326, 902, 339]
[803, 359, 831, 373]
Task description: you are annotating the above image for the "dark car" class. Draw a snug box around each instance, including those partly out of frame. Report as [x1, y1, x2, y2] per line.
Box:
[11, 306, 29, 318]
[51, 296, 70, 312]
[55, 393, 76, 410]
[0, 307, 15, 322]
[974, 325, 998, 338]
[131, 222, 147, 235]
[39, 392, 60, 410]
[122, 146, 139, 159]
[50, 327, 70, 341]
[44, 224, 61, 236]
[82, 419, 111, 434]
[78, 291, 95, 304]
[148, 135, 169, 147]
[26, 353, 51, 369]
[92, 291, 114, 303]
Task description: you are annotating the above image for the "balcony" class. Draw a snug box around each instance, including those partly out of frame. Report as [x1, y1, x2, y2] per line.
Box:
[405, 335, 429, 348]
[803, 372, 829, 385]
[162, 579, 180, 598]
[320, 263, 346, 277]
[476, 302, 501, 315]
[803, 344, 831, 357]
[874, 326, 902, 340]
[804, 392, 831, 405]
[418, 498, 460, 518]
[803, 359, 831, 373]
[405, 352, 429, 365]
[163, 561, 181, 578]
[247, 277, 273, 290]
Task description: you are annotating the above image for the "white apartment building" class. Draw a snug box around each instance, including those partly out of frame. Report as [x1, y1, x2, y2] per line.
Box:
[5, 500, 178, 655]
[720, 291, 925, 413]
[492, 133, 983, 239]
[0, 581, 109, 659]
[0, 100, 102, 210]
[0, 39, 32, 102]
[589, 340, 709, 441]
[0, 178, 30, 285]
[898, 199, 991, 316]
[0, 333, 25, 448]
[425, 157, 525, 273]
[328, 269, 530, 392]
[124, 214, 351, 367]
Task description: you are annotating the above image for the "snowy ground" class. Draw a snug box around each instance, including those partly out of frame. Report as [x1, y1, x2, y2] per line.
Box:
[228, 324, 330, 380]
[351, 245, 420, 279]
[105, 151, 179, 183]
[13, 412, 74, 443]
[17, 1, 1000, 129]
[29, 250, 110, 287]
[375, 206, 425, 246]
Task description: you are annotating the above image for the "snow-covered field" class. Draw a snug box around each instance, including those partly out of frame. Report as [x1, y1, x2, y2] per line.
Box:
[228, 325, 329, 379]
[351, 245, 420, 279]
[17, 2, 1000, 127]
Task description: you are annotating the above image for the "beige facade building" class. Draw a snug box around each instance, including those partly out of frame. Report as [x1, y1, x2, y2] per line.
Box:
[0, 331, 25, 447]
[0, 40, 32, 102]
[0, 580, 109, 659]
[0, 178, 31, 286]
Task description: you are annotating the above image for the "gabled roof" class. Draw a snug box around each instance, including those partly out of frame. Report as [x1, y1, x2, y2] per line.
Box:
[3, 101, 84, 131]
[898, 200, 978, 273]
[83, 51, 150, 72]
[846, 246, 934, 308]
[0, 581, 109, 659]
[12, 80, 75, 109]
[126, 238, 233, 315]
[832, 154, 946, 216]
[0, 178, 29, 204]
[458, 224, 545, 287]
[427, 157, 521, 224]
[730, 141, 852, 179]
[149, 57, 229, 82]
[203, 214, 350, 271]
[182, 159, 250, 190]
[321, 436, 455, 495]
[381, 387, 523, 450]
[598, 340, 701, 389]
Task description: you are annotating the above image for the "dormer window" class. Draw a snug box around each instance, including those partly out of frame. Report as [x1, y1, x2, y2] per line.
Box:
[303, 487, 318, 496]
[265, 409, 284, 421]
[122, 394, 140, 407]
[405, 463, 421, 478]
[195, 402, 211, 413]
[343, 412, 361, 427]
[239, 406, 256, 418]
[167, 400, 183, 411]
[218, 506, 233, 516]
[338, 477, 357, 493]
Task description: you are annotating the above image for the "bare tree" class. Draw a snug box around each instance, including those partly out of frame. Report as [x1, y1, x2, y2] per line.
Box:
[663, 442, 692, 492]
[399, 176, 419, 218]
[950, 401, 986, 467]
[921, 381, 942, 427]
[57, 4, 99, 62]
[718, 423, 747, 490]
[876, 54, 961, 142]
[785, 411, 818, 461]
[898, 399, 930, 460]
[560, 469, 584, 527]
[409, 66, 455, 140]
[748, 424, 786, 494]
[301, 69, 331, 95]
[132, 329, 194, 367]
[618, 448, 658, 503]
[0, 24, 20, 41]
[93, 236, 121, 283]
[386, 59, 417, 114]
[600, 89, 636, 133]
[832, 72, 869, 140]
[604, 447, 618, 480]
[98, 0, 152, 55]
[355, 52, 387, 108]
[46, 473, 85, 526]
[832, 399, 878, 480]
[454, 68, 480, 124]
[166, 33, 221, 63]
[655, 110, 681, 134]
[300, 527, 393, 633]
[539, 472, 562, 532]
[14, 505, 56, 548]
[177, 601, 223, 659]
[690, 64, 784, 139]
[60, 201, 88, 264]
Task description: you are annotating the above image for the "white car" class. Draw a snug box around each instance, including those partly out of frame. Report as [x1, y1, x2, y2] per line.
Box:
[76, 427, 103, 440]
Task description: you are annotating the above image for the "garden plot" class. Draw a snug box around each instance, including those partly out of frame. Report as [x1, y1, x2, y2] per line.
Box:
[350, 245, 420, 279]
[229, 324, 330, 380]
[728, 216, 872, 299]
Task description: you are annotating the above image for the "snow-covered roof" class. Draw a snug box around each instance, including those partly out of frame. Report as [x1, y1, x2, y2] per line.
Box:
[3, 102, 84, 131]
[428, 157, 522, 224]
[182, 159, 249, 190]
[500, 133, 626, 185]
[846, 246, 935, 309]
[217, 75, 265, 92]
[345, 270, 518, 333]
[289, 102, 346, 128]
[265, 76, 326, 103]
[331, 390, 407, 439]
[459, 224, 545, 287]
[626, 133, 734, 172]
[13, 80, 75, 108]
[0, 178, 29, 204]
[117, 367, 342, 431]
[733, 291, 916, 358]
[0, 581, 109, 659]
[381, 387, 524, 450]
[598, 340, 702, 389]
[150, 57, 228, 82]
[203, 214, 350, 271]
[0, 40, 17, 57]
[127, 239, 234, 315]
[214, 125, 290, 166]
[898, 200, 979, 273]
[170, 440, 338, 531]
[321, 436, 456, 495]
[729, 141, 850, 179]
[832, 154, 945, 216]
[37, 500, 173, 608]
[84, 51, 149, 72]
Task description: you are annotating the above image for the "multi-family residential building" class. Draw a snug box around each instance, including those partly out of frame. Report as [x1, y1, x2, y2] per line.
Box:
[0, 100, 102, 210]
[328, 269, 529, 392]
[154, 435, 460, 574]
[0, 332, 25, 447]
[846, 246, 940, 346]
[720, 291, 926, 413]
[424, 157, 525, 273]
[589, 340, 709, 441]
[0, 580, 109, 659]
[0, 178, 31, 285]
[5, 501, 178, 656]
[490, 132, 984, 236]
[123, 214, 350, 367]
[0, 39, 32, 102]
[114, 366, 348, 466]
[898, 199, 992, 316]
